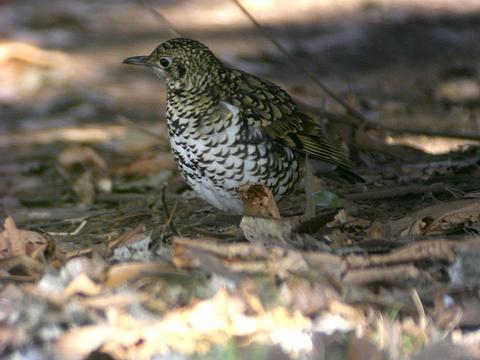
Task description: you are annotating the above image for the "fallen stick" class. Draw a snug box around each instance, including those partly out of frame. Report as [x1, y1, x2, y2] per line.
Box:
[342, 182, 479, 201]
[342, 264, 420, 285]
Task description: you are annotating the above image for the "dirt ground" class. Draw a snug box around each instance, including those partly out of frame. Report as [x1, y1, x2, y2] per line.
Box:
[1, 0, 480, 359]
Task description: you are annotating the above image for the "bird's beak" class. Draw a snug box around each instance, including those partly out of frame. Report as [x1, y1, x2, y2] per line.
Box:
[122, 56, 151, 66]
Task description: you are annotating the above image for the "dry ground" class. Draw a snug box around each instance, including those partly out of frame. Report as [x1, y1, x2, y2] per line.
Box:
[1, 0, 480, 359]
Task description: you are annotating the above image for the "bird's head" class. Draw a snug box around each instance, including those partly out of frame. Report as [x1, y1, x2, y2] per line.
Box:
[123, 37, 222, 91]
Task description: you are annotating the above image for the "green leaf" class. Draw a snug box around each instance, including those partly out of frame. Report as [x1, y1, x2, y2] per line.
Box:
[313, 191, 342, 208]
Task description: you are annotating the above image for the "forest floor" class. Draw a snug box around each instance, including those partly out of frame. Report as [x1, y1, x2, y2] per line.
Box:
[1, 0, 480, 359]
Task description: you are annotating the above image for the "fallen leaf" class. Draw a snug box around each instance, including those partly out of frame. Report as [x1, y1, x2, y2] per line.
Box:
[109, 226, 151, 262]
[402, 199, 480, 236]
[105, 261, 174, 288]
[237, 184, 281, 219]
[0, 216, 48, 260]
[56, 325, 120, 360]
[313, 191, 342, 208]
[62, 273, 102, 299]
[58, 145, 107, 170]
[0, 41, 86, 103]
[113, 152, 175, 176]
[108, 224, 147, 251]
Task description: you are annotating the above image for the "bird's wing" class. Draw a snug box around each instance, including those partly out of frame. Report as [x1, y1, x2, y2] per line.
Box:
[224, 69, 354, 170]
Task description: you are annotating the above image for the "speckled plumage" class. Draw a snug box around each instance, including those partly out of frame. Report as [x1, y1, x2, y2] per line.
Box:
[123, 38, 361, 213]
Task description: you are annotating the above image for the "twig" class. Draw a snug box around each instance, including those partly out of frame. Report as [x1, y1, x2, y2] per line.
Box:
[341, 182, 480, 201]
[47, 220, 87, 236]
[345, 239, 457, 268]
[139, 0, 182, 37]
[0, 274, 40, 282]
[410, 288, 427, 329]
[231, 0, 367, 125]
[303, 103, 480, 141]
[379, 126, 480, 142]
[117, 116, 165, 140]
[161, 186, 178, 236]
[342, 264, 420, 285]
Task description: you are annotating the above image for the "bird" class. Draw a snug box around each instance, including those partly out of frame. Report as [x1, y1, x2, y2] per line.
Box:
[123, 37, 362, 214]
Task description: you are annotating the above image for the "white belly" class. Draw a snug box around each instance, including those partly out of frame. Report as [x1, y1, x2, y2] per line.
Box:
[170, 122, 258, 213]
[167, 101, 300, 213]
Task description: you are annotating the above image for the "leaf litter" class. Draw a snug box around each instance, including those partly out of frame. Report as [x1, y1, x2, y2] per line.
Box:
[2, 0, 480, 359]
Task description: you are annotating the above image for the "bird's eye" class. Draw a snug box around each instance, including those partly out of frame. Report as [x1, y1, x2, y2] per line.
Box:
[159, 58, 171, 68]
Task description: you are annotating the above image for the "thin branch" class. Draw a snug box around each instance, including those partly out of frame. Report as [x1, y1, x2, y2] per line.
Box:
[117, 115, 164, 140]
[378, 126, 480, 142]
[302, 106, 480, 141]
[340, 182, 480, 201]
[139, 0, 182, 37]
[161, 186, 179, 236]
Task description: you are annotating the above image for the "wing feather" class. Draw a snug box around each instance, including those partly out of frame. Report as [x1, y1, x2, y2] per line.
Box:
[224, 69, 356, 172]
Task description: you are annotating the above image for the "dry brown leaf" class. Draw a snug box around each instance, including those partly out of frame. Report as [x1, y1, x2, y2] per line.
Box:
[401, 199, 480, 236]
[108, 224, 147, 251]
[171, 237, 264, 269]
[105, 261, 174, 288]
[0, 255, 44, 275]
[56, 325, 120, 360]
[237, 183, 281, 219]
[0, 216, 48, 260]
[236, 184, 293, 247]
[62, 273, 102, 300]
[342, 264, 420, 285]
[80, 293, 150, 309]
[172, 235, 459, 284]
[0, 41, 86, 103]
[113, 152, 175, 176]
[109, 226, 151, 262]
[346, 240, 457, 268]
[172, 236, 308, 277]
[58, 145, 107, 170]
[56, 289, 313, 359]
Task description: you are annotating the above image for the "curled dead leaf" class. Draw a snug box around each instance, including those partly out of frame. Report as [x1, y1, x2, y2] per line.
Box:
[237, 184, 281, 219]
[402, 199, 480, 236]
[58, 145, 107, 170]
[113, 152, 176, 176]
[105, 261, 174, 288]
[0, 216, 48, 260]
